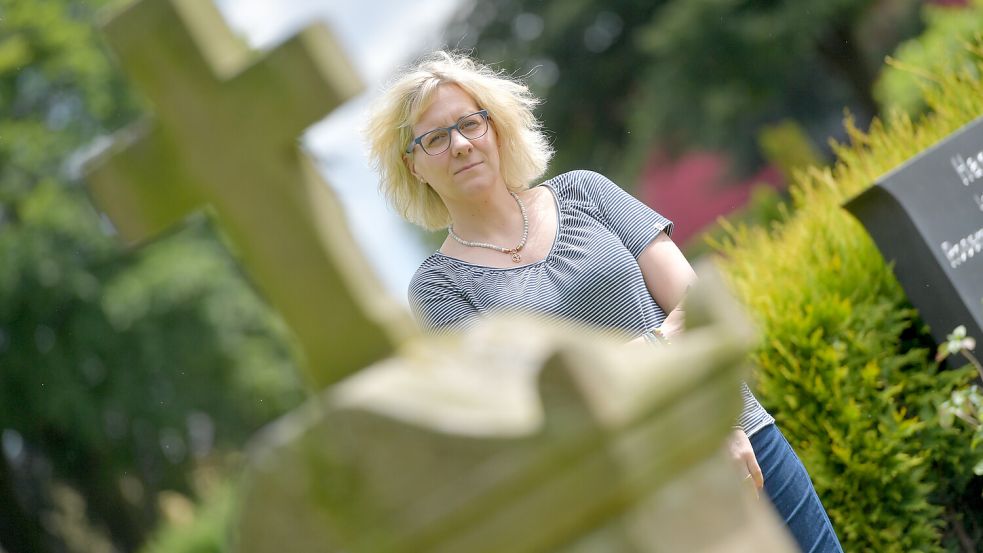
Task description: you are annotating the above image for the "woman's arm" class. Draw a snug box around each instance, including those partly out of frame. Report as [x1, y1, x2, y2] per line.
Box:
[635, 234, 764, 491]
[636, 232, 697, 338]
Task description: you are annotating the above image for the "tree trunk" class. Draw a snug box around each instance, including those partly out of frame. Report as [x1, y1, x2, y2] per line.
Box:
[42, 427, 153, 553]
[0, 452, 50, 553]
[72, 448, 154, 552]
[817, 22, 879, 121]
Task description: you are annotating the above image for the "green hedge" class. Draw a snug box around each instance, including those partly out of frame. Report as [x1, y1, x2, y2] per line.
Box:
[712, 41, 983, 551]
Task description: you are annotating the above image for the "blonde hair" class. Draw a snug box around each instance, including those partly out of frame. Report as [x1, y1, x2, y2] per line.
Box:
[365, 51, 553, 230]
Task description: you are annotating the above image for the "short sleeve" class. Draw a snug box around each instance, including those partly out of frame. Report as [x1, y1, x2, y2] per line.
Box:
[576, 170, 673, 257]
[407, 266, 478, 333]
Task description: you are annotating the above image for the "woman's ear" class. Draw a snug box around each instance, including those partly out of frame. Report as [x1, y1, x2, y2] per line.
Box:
[490, 118, 502, 148]
[403, 154, 426, 182]
[403, 153, 420, 181]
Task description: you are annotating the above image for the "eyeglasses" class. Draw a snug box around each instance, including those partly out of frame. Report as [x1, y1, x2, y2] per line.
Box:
[406, 110, 490, 156]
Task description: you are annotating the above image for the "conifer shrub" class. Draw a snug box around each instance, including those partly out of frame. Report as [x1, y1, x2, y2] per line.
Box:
[712, 40, 983, 551]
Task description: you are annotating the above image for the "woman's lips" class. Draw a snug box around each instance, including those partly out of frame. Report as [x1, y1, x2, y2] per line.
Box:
[455, 161, 482, 175]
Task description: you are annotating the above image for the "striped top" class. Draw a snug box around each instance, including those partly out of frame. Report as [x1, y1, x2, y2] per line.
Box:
[409, 170, 773, 436]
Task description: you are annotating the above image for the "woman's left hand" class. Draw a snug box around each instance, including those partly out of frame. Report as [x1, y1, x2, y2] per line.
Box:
[728, 427, 764, 494]
[658, 308, 686, 339]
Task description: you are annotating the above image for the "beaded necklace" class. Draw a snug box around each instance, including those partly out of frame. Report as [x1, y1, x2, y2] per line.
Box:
[447, 192, 528, 263]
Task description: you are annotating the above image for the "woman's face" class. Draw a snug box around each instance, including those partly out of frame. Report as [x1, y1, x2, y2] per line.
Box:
[405, 84, 503, 206]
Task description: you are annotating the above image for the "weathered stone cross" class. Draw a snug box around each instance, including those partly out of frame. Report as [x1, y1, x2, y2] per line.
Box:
[234, 267, 799, 552]
[84, 0, 412, 387]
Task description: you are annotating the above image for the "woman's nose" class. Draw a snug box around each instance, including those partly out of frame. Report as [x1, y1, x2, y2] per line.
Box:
[449, 129, 473, 155]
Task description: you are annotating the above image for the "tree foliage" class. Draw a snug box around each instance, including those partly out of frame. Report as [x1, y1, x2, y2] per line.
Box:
[0, 1, 304, 551]
[448, 0, 924, 183]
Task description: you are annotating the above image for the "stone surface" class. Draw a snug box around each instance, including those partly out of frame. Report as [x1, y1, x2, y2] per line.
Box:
[846, 115, 983, 344]
[234, 267, 798, 553]
[83, 0, 412, 387]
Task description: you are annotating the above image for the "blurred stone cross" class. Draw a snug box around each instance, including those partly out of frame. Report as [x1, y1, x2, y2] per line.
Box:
[83, 0, 412, 387]
[234, 267, 799, 553]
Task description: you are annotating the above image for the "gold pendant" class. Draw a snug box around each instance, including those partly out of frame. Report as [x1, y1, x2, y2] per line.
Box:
[510, 250, 521, 263]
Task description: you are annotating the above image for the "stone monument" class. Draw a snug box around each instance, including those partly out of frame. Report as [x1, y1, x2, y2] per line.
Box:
[846, 116, 983, 344]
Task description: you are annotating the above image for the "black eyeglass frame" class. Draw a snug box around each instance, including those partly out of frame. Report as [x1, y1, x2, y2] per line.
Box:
[405, 110, 490, 155]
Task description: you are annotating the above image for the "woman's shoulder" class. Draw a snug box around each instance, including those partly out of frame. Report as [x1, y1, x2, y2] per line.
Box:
[543, 169, 607, 186]
[408, 253, 468, 296]
[407, 254, 478, 326]
[540, 170, 618, 202]
[409, 253, 450, 285]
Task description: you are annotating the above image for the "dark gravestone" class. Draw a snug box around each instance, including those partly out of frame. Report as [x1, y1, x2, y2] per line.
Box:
[845, 116, 983, 346]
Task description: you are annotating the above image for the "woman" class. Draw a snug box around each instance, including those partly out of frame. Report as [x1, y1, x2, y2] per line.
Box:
[366, 50, 842, 552]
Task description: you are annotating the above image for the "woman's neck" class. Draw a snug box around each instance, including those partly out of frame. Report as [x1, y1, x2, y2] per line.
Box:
[445, 187, 525, 243]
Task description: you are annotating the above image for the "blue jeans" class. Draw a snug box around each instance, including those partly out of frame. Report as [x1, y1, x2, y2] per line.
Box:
[750, 424, 843, 553]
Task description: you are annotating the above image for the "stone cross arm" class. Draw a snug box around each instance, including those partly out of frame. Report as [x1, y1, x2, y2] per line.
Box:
[84, 0, 412, 387]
